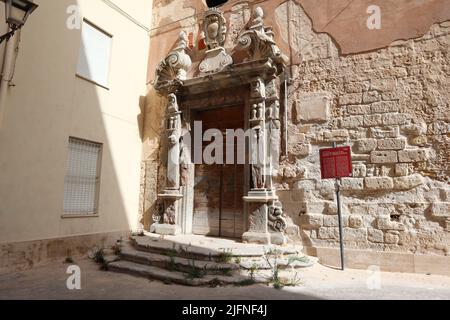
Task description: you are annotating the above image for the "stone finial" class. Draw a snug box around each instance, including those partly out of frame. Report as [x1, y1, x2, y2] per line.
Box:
[250, 6, 265, 31]
[153, 30, 192, 93]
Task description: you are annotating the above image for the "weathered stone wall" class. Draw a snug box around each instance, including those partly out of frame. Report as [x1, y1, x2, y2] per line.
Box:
[144, 0, 450, 255]
[274, 2, 450, 255]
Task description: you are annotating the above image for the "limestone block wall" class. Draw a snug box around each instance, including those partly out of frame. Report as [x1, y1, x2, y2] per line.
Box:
[275, 2, 450, 255]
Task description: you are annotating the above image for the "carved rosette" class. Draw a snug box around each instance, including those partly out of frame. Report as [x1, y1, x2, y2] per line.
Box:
[237, 7, 288, 75]
[153, 31, 192, 93]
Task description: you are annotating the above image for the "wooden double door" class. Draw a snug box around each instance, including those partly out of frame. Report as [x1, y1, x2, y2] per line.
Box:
[192, 105, 245, 238]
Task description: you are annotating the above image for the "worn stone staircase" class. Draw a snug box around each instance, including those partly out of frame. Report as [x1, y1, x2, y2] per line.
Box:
[100, 234, 315, 287]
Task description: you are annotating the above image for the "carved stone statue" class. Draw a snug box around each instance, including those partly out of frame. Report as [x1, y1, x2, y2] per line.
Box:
[251, 164, 265, 189]
[179, 137, 191, 187]
[167, 94, 181, 147]
[152, 200, 164, 224]
[251, 78, 266, 99]
[166, 94, 182, 189]
[163, 203, 176, 225]
[250, 126, 265, 189]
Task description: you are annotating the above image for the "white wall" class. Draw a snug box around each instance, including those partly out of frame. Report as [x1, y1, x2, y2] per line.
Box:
[0, 0, 153, 243]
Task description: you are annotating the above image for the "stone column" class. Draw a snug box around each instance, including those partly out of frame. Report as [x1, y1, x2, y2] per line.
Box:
[151, 94, 183, 235]
[243, 78, 276, 244]
[265, 78, 287, 245]
[265, 78, 282, 191]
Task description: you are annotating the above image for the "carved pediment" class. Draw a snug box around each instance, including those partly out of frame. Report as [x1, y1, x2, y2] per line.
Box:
[153, 31, 192, 93]
[237, 7, 288, 75]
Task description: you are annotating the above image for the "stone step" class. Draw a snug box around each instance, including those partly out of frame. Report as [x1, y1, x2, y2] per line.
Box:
[120, 246, 239, 275]
[107, 260, 267, 287]
[120, 245, 314, 274]
[130, 235, 302, 262]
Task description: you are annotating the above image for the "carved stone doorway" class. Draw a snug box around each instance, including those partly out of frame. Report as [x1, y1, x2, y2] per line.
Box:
[192, 105, 245, 239]
[151, 6, 291, 245]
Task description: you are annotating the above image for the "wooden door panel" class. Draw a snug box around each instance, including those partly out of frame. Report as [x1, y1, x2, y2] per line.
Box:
[192, 105, 245, 238]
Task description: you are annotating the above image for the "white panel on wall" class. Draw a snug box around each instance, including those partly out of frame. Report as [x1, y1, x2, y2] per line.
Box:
[76, 20, 113, 88]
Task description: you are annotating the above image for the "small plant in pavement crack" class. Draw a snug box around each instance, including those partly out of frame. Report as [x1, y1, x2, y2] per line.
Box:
[90, 247, 108, 271]
[216, 249, 233, 263]
[263, 248, 283, 289]
[185, 259, 207, 279]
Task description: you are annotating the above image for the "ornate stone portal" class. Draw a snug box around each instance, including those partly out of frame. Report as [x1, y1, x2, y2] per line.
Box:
[152, 7, 289, 244]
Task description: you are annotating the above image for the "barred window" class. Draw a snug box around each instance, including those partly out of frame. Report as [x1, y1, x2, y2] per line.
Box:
[63, 138, 103, 215]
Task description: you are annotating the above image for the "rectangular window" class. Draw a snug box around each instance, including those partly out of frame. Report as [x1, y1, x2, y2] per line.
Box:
[76, 19, 113, 89]
[63, 138, 103, 216]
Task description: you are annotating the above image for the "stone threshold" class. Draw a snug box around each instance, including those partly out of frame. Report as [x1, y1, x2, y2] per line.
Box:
[132, 233, 302, 259]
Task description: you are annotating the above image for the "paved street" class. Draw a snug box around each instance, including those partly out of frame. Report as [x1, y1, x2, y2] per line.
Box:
[0, 258, 449, 300]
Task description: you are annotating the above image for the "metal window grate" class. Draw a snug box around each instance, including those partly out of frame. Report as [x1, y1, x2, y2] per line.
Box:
[63, 138, 102, 215]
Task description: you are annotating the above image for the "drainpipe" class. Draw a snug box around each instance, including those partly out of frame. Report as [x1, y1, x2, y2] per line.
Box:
[0, 29, 17, 127]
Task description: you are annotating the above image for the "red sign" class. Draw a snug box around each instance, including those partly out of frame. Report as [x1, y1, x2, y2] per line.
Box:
[320, 146, 353, 179]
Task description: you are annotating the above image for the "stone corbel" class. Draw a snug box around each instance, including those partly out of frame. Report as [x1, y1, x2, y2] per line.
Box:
[237, 7, 288, 75]
[153, 31, 192, 93]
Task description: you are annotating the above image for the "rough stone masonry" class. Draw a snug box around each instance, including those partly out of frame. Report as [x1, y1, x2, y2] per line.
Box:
[142, 0, 450, 257]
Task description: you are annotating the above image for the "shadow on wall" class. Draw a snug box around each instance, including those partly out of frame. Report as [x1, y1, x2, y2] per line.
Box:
[138, 86, 168, 230]
[0, 0, 145, 271]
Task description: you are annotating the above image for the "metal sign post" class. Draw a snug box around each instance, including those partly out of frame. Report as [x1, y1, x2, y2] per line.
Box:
[335, 172, 345, 271]
[319, 144, 352, 271]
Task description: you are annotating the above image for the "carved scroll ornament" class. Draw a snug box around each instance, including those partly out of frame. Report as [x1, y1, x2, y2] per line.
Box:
[153, 31, 192, 93]
[268, 201, 287, 233]
[237, 7, 288, 74]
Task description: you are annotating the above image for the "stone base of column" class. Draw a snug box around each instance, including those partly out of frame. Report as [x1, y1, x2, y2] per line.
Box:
[242, 232, 287, 245]
[150, 224, 181, 236]
[242, 231, 271, 244]
[244, 189, 278, 202]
